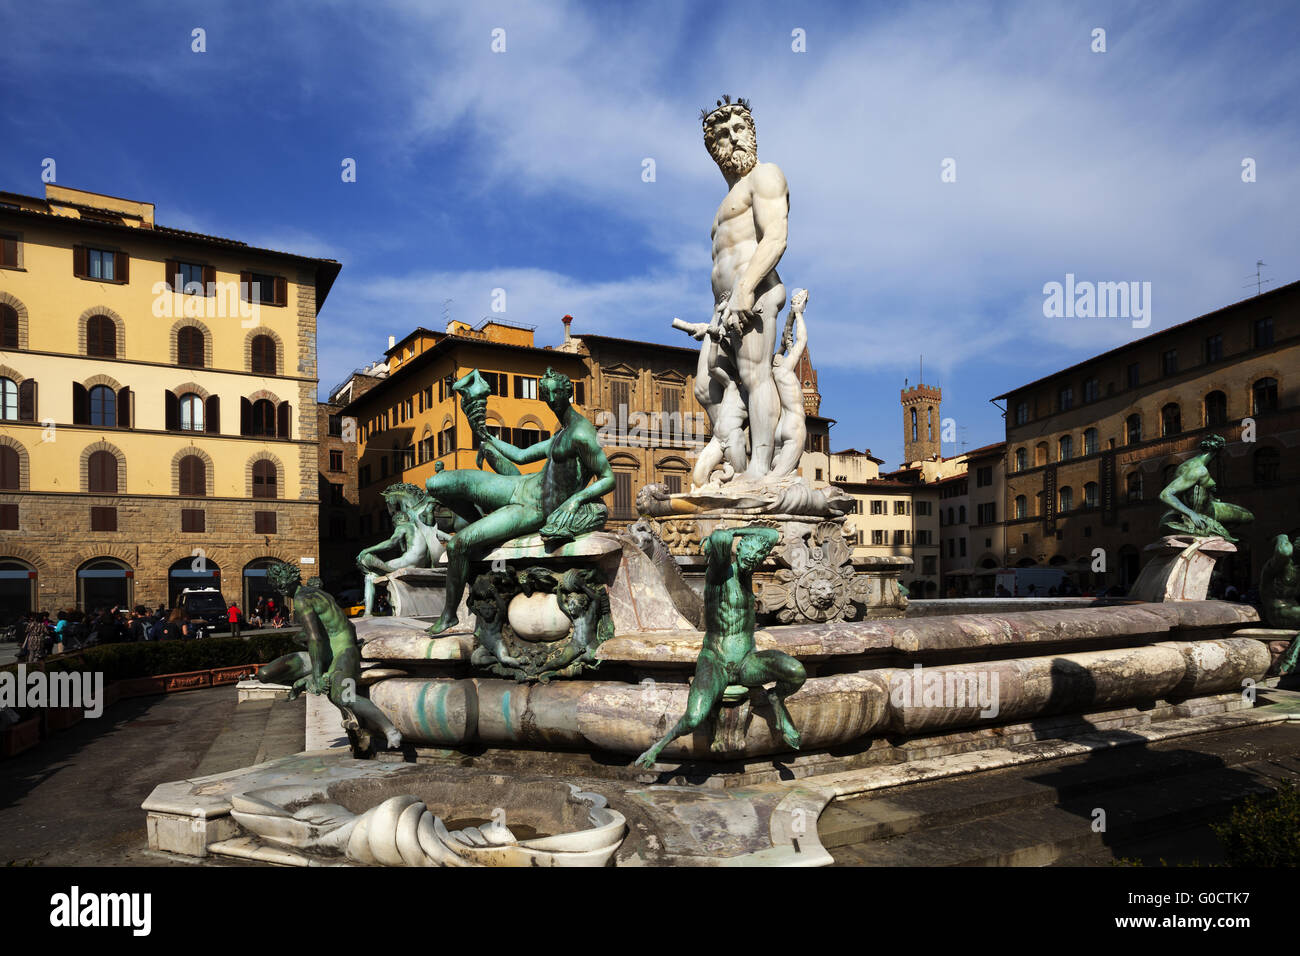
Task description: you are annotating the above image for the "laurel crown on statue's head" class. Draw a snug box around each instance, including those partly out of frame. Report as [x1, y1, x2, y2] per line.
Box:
[700, 94, 752, 127]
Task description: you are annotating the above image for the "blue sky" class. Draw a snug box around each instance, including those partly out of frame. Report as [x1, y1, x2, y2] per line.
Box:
[3, 0, 1297, 467]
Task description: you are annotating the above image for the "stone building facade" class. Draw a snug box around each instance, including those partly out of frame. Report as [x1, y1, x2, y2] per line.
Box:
[0, 184, 339, 616]
[997, 280, 1299, 591]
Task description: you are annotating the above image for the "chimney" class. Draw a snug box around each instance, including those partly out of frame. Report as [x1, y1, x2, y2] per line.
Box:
[562, 314, 573, 343]
[388, 335, 396, 350]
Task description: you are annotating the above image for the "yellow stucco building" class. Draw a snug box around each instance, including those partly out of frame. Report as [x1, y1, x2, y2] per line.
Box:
[0, 184, 340, 615]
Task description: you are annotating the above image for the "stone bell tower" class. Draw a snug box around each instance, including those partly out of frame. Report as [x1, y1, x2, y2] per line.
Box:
[901, 381, 941, 463]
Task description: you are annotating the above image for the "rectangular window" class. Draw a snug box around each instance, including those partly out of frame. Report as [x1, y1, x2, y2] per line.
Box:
[663, 474, 682, 494]
[613, 471, 634, 518]
[915, 500, 931, 516]
[1255, 317, 1274, 348]
[87, 248, 116, 281]
[90, 506, 117, 532]
[254, 511, 277, 534]
[0, 234, 18, 269]
[0, 503, 17, 530]
[329, 449, 343, 471]
[514, 376, 539, 400]
[893, 529, 906, 545]
[977, 502, 996, 524]
[181, 508, 205, 533]
[482, 372, 508, 396]
[243, 271, 287, 306]
[380, 457, 389, 479]
[872, 530, 885, 546]
[917, 530, 932, 545]
[329, 482, 344, 505]
[1127, 362, 1141, 388]
[420, 436, 434, 462]
[359, 464, 371, 486]
[610, 379, 631, 414]
[959, 538, 966, 557]
[177, 261, 206, 293]
[1058, 386, 1073, 411]
[328, 414, 343, 437]
[1015, 402, 1029, 425]
[894, 501, 908, 515]
[1161, 349, 1178, 376]
[922, 556, 936, 575]
[1083, 378, 1099, 403]
[437, 425, 457, 457]
[1205, 334, 1223, 363]
[871, 500, 884, 515]
[425, 385, 435, 408]
[976, 466, 993, 487]
[574, 381, 586, 405]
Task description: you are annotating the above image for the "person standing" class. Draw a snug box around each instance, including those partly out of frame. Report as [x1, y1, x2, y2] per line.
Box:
[227, 601, 242, 639]
[51, 611, 68, 655]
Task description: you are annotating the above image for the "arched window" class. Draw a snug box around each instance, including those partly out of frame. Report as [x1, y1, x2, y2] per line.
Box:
[1015, 495, 1027, 519]
[1058, 486, 1073, 512]
[252, 459, 278, 498]
[927, 406, 933, 441]
[0, 445, 19, 490]
[0, 377, 16, 421]
[89, 385, 116, 427]
[179, 393, 204, 431]
[179, 455, 206, 496]
[910, 408, 917, 443]
[86, 315, 116, 358]
[250, 399, 276, 436]
[1204, 391, 1227, 427]
[88, 450, 118, 493]
[1014, 447, 1027, 472]
[1126, 413, 1142, 444]
[0, 304, 17, 348]
[1083, 427, 1098, 456]
[1083, 481, 1099, 509]
[1126, 472, 1143, 502]
[251, 335, 277, 375]
[1253, 377, 1278, 414]
[177, 326, 205, 368]
[1255, 447, 1281, 484]
[1058, 435, 1073, 461]
[1160, 403, 1181, 437]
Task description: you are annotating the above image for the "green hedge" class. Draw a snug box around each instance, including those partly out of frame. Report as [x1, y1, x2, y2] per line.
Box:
[1211, 781, 1300, 866]
[2, 634, 304, 684]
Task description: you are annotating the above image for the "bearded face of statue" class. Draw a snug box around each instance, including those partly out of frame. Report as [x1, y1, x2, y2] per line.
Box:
[705, 109, 758, 179]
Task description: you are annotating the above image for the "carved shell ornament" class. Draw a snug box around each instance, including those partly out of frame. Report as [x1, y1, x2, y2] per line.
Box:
[759, 522, 859, 623]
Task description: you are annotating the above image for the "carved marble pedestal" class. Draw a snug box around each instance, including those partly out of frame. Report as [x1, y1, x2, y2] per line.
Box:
[633, 512, 910, 624]
[372, 566, 448, 618]
[1130, 535, 1235, 602]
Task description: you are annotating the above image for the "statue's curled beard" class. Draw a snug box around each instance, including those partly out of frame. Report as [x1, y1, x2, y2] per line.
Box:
[714, 143, 757, 178]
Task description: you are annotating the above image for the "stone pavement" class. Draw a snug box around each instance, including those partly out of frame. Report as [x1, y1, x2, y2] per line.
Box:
[0, 686, 304, 866]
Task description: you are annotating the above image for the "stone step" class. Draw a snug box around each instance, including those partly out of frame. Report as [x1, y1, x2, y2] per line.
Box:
[821, 723, 1300, 866]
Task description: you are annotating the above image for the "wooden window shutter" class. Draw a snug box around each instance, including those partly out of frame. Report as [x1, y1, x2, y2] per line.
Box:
[73, 245, 87, 277]
[165, 259, 179, 292]
[274, 276, 287, 306]
[0, 503, 17, 529]
[89, 451, 117, 493]
[205, 394, 220, 434]
[0, 447, 18, 490]
[240, 270, 252, 302]
[202, 264, 216, 296]
[117, 386, 131, 428]
[240, 397, 252, 435]
[1, 237, 16, 268]
[277, 401, 291, 439]
[73, 383, 89, 424]
[114, 251, 128, 283]
[165, 390, 179, 430]
[18, 379, 36, 421]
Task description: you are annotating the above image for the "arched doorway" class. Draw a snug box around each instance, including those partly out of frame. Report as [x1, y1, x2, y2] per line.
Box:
[78, 558, 132, 612]
[168, 556, 221, 606]
[0, 559, 37, 621]
[243, 558, 280, 611]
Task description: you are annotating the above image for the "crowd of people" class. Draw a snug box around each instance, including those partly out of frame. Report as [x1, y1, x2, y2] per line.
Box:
[7, 594, 294, 663]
